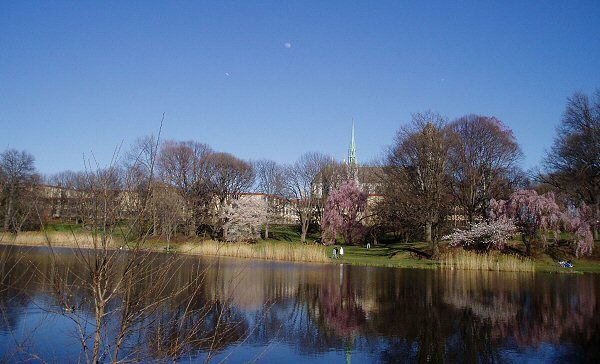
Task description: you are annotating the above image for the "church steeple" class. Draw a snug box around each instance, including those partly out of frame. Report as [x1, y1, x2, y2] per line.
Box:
[348, 121, 357, 166]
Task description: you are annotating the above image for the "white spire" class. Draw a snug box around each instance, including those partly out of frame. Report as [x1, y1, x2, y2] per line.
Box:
[348, 120, 357, 165]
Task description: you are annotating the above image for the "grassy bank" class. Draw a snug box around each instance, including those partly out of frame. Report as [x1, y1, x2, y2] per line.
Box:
[332, 242, 600, 273]
[2, 227, 600, 273]
[0, 230, 439, 269]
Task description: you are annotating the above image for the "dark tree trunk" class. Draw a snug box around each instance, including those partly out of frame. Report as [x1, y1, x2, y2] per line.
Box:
[152, 208, 157, 236]
[431, 240, 440, 259]
[3, 185, 15, 232]
[522, 234, 532, 256]
[425, 222, 432, 244]
[300, 211, 309, 243]
[594, 203, 599, 241]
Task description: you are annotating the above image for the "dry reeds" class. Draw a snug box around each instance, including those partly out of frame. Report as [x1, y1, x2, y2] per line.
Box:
[441, 249, 535, 272]
[0, 231, 120, 249]
[0, 232, 328, 263]
[179, 241, 329, 263]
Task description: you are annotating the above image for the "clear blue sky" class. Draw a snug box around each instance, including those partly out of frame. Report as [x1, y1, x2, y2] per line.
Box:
[1, 1, 599, 175]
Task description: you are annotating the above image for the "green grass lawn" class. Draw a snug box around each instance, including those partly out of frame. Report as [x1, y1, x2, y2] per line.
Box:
[534, 255, 600, 274]
[44, 222, 85, 233]
[325, 242, 439, 269]
[261, 226, 435, 268]
[263, 225, 316, 243]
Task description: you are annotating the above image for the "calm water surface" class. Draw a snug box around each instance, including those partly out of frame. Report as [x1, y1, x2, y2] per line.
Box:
[0, 246, 598, 363]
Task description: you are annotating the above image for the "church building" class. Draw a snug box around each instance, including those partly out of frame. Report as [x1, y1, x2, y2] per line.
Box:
[313, 122, 383, 199]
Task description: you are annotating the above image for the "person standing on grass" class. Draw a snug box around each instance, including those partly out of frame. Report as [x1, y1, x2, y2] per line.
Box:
[339, 246, 344, 258]
[332, 247, 338, 259]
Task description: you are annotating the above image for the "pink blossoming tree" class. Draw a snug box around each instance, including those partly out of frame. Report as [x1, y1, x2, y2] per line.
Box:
[322, 181, 368, 245]
[561, 203, 595, 257]
[490, 190, 561, 256]
[490, 189, 594, 257]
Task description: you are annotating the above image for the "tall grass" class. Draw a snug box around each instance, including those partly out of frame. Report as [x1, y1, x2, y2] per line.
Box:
[0, 231, 328, 263]
[0, 231, 120, 248]
[179, 241, 329, 263]
[441, 249, 535, 272]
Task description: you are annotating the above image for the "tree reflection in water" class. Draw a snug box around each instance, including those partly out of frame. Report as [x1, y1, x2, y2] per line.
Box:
[0, 246, 599, 362]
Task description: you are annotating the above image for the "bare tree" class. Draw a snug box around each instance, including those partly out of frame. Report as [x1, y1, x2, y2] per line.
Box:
[375, 172, 423, 244]
[47, 170, 104, 226]
[447, 115, 523, 224]
[157, 142, 255, 239]
[0, 149, 40, 232]
[80, 166, 124, 229]
[543, 89, 600, 239]
[315, 160, 348, 200]
[151, 185, 186, 248]
[125, 135, 160, 181]
[201, 152, 255, 237]
[253, 159, 286, 238]
[41, 131, 247, 363]
[205, 152, 255, 205]
[284, 152, 333, 243]
[47, 170, 77, 220]
[385, 112, 452, 257]
[123, 135, 162, 235]
[158, 141, 212, 192]
[157, 140, 213, 236]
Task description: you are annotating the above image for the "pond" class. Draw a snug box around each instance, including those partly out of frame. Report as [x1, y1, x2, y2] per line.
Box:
[0, 245, 598, 363]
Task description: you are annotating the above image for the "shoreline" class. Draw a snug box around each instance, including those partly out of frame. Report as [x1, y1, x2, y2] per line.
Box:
[1, 231, 599, 273]
[0, 231, 332, 264]
[0, 231, 438, 270]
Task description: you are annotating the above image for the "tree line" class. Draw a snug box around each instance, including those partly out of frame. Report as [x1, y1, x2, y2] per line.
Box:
[373, 90, 599, 257]
[0, 89, 598, 257]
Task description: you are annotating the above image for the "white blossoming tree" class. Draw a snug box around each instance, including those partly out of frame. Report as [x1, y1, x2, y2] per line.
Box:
[222, 198, 268, 242]
[442, 220, 517, 252]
